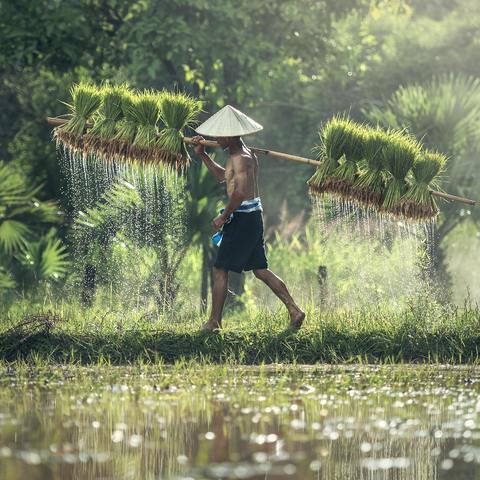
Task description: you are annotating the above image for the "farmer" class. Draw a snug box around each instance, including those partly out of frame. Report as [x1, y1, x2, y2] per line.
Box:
[191, 105, 305, 331]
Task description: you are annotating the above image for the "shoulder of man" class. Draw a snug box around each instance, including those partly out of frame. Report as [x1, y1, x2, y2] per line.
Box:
[230, 151, 254, 163]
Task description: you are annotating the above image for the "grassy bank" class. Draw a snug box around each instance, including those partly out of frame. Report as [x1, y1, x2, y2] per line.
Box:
[1, 298, 479, 364]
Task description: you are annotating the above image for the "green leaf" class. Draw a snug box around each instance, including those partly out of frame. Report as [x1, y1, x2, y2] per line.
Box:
[18, 230, 69, 281]
[0, 267, 15, 291]
[0, 220, 31, 254]
[39, 236, 69, 279]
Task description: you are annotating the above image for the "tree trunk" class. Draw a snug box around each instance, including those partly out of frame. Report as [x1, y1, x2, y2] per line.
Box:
[220, 63, 246, 311]
[318, 265, 328, 304]
[200, 245, 209, 312]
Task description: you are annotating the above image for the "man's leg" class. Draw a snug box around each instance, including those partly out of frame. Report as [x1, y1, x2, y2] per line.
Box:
[253, 268, 305, 329]
[203, 266, 229, 330]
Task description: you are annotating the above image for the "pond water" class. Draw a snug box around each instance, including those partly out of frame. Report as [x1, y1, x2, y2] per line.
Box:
[0, 364, 479, 480]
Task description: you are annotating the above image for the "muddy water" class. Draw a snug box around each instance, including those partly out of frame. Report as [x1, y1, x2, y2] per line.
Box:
[0, 365, 479, 479]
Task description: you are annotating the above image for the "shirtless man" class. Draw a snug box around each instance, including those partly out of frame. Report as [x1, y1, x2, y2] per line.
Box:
[191, 115, 305, 331]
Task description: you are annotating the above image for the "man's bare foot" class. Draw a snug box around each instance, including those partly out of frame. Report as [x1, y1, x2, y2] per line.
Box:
[288, 307, 305, 331]
[201, 320, 221, 331]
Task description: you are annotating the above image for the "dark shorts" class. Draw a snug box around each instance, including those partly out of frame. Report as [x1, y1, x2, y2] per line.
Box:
[214, 210, 268, 274]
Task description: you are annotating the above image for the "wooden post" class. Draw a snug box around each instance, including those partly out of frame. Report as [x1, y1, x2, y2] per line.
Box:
[317, 265, 328, 304]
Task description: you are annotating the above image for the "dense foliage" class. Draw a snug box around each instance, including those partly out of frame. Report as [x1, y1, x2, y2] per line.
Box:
[1, 0, 480, 303]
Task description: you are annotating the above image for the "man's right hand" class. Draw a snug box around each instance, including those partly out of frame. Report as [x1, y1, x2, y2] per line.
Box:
[191, 135, 206, 156]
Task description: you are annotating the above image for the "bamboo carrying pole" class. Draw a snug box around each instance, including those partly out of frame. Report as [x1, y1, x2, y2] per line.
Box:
[46, 117, 476, 206]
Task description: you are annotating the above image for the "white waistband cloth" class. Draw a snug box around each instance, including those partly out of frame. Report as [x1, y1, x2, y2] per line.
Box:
[234, 197, 263, 213]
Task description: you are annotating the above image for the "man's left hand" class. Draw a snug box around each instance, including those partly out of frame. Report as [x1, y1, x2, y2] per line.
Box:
[212, 213, 227, 230]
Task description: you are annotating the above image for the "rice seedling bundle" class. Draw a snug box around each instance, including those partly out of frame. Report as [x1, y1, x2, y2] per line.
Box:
[81, 84, 127, 162]
[54, 83, 102, 156]
[123, 91, 187, 169]
[114, 92, 139, 144]
[158, 91, 202, 161]
[352, 127, 389, 208]
[60, 83, 102, 135]
[381, 130, 421, 216]
[89, 85, 125, 138]
[52, 83, 203, 169]
[131, 92, 160, 147]
[328, 121, 366, 198]
[307, 116, 351, 195]
[401, 150, 446, 220]
[306, 119, 451, 220]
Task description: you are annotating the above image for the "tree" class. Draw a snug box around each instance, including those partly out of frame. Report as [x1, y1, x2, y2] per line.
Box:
[73, 168, 187, 308]
[185, 159, 223, 310]
[2, 0, 480, 302]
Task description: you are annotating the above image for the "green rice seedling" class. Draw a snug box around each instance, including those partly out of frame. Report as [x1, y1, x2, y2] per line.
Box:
[114, 92, 139, 144]
[60, 82, 102, 136]
[157, 91, 202, 166]
[89, 84, 126, 138]
[131, 91, 160, 148]
[129, 90, 192, 167]
[307, 116, 351, 196]
[401, 150, 446, 220]
[352, 127, 389, 208]
[53, 82, 102, 158]
[329, 121, 367, 198]
[381, 130, 421, 216]
[83, 84, 129, 162]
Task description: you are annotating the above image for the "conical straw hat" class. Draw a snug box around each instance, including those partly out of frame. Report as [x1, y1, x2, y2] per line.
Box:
[195, 105, 263, 137]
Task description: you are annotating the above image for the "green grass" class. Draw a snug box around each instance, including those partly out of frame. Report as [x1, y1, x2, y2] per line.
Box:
[1, 299, 479, 364]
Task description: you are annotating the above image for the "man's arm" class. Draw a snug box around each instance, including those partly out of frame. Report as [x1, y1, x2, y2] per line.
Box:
[200, 152, 226, 183]
[191, 136, 225, 183]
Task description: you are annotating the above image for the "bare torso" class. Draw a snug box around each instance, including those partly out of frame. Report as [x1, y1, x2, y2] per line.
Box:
[225, 147, 259, 200]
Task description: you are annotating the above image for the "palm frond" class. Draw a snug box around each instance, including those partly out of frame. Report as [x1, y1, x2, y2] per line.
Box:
[0, 161, 34, 204]
[18, 229, 69, 281]
[0, 220, 31, 254]
[0, 266, 15, 291]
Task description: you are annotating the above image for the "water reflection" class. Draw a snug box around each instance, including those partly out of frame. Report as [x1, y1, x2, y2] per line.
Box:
[0, 365, 478, 479]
